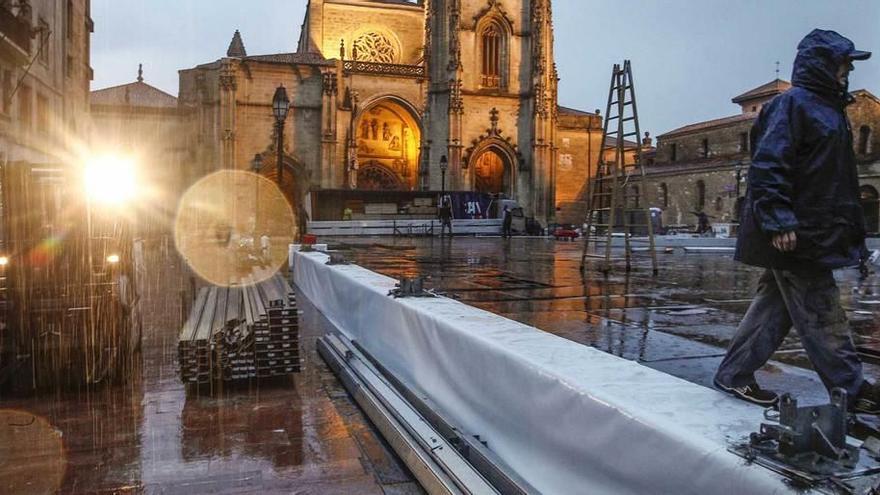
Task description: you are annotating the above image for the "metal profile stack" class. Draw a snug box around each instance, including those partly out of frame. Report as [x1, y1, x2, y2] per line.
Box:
[255, 275, 300, 377]
[177, 273, 300, 385]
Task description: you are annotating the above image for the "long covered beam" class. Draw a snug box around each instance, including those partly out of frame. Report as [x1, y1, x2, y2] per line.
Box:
[293, 251, 793, 494]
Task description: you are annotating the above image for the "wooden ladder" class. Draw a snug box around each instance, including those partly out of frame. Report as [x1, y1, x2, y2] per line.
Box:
[580, 60, 658, 275]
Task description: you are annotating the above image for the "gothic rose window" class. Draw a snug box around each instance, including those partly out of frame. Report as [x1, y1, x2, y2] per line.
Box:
[480, 22, 505, 88]
[352, 32, 397, 64]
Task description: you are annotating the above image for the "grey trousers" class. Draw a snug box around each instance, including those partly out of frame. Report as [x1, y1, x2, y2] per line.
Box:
[714, 268, 864, 399]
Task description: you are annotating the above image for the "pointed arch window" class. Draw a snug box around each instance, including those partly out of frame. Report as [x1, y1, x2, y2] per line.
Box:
[480, 21, 506, 89]
[859, 126, 872, 155]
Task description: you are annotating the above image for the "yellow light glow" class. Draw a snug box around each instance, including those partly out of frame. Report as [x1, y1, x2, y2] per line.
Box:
[106, 254, 120, 264]
[84, 155, 137, 205]
[0, 256, 8, 266]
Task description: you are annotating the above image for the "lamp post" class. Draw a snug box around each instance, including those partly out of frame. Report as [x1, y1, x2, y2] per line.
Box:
[439, 155, 448, 196]
[272, 85, 290, 185]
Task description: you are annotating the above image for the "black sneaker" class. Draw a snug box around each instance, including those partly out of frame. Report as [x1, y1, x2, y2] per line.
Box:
[714, 379, 779, 406]
[854, 382, 880, 415]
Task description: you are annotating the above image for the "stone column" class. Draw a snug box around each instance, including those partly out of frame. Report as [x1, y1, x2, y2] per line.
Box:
[218, 59, 238, 170]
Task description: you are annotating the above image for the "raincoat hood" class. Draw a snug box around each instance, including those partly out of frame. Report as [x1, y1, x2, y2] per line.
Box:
[791, 29, 867, 103]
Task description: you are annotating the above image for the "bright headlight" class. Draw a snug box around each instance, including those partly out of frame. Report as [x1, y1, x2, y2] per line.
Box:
[84, 155, 137, 205]
[0, 256, 9, 266]
[106, 254, 120, 264]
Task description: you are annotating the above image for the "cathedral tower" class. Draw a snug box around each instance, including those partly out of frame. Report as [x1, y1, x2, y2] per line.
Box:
[425, 0, 558, 221]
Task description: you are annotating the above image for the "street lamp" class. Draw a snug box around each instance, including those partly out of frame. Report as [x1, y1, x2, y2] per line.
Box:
[272, 85, 290, 184]
[439, 155, 448, 195]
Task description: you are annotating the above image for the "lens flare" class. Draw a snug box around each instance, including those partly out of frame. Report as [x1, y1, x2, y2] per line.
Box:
[84, 155, 137, 205]
[0, 409, 65, 494]
[174, 170, 297, 287]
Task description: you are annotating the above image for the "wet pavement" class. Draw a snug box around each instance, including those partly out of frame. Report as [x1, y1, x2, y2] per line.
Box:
[0, 243, 422, 494]
[329, 236, 880, 406]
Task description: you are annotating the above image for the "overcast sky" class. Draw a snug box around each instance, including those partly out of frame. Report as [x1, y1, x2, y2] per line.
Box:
[91, 0, 880, 135]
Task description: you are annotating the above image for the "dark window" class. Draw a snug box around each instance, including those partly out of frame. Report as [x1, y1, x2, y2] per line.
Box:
[860, 126, 872, 155]
[751, 105, 757, 112]
[38, 18, 50, 65]
[66, 55, 74, 78]
[696, 180, 706, 210]
[670, 143, 677, 162]
[36, 94, 49, 134]
[1, 69, 10, 114]
[659, 183, 668, 208]
[701, 138, 709, 158]
[739, 132, 749, 153]
[481, 22, 504, 88]
[18, 85, 31, 130]
[67, 0, 74, 39]
[630, 185, 640, 208]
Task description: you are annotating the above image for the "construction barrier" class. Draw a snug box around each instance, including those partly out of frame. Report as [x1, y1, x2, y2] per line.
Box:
[294, 251, 793, 494]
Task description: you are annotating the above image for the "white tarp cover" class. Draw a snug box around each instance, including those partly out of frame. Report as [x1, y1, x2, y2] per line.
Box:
[294, 251, 793, 494]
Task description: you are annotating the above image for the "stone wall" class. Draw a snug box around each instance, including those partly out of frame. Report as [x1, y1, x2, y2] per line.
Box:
[555, 110, 602, 224]
[655, 118, 752, 164]
[647, 89, 880, 230]
[645, 165, 743, 228]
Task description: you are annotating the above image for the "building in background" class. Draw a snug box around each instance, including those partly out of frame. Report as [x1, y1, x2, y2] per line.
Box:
[644, 79, 880, 233]
[90, 65, 186, 237]
[178, 0, 600, 225]
[1, 0, 93, 173]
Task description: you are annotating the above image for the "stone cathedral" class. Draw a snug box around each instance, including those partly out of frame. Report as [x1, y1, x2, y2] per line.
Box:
[178, 0, 601, 224]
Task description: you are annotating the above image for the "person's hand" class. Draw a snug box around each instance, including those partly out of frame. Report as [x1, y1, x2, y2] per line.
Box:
[772, 231, 797, 252]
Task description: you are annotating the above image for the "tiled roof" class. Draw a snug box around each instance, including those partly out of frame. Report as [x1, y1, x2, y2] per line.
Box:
[658, 112, 756, 139]
[731, 79, 791, 104]
[242, 52, 332, 65]
[853, 88, 880, 104]
[604, 136, 641, 148]
[558, 105, 595, 116]
[90, 81, 178, 108]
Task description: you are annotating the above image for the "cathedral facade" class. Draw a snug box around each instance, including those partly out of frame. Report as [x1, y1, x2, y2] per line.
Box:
[178, 0, 596, 224]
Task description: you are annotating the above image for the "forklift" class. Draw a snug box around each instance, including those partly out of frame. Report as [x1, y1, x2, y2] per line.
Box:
[0, 157, 143, 391]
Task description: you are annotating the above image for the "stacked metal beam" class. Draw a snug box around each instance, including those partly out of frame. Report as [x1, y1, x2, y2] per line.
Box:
[177, 274, 300, 384]
[255, 276, 300, 377]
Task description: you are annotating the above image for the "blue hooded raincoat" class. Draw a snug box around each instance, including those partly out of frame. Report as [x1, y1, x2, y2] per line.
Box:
[735, 29, 868, 271]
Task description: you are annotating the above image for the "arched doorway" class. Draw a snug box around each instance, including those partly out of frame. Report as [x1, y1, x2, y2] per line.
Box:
[355, 98, 421, 191]
[473, 148, 512, 195]
[861, 185, 879, 234]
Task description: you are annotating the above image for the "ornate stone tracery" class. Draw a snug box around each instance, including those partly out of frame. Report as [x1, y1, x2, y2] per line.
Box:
[352, 31, 398, 64]
[462, 107, 525, 172]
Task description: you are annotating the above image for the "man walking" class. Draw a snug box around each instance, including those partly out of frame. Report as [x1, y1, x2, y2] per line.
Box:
[714, 29, 879, 413]
[439, 195, 453, 237]
[502, 206, 513, 238]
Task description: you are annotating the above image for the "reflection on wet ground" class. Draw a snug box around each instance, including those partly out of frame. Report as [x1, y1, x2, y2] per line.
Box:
[0, 243, 421, 494]
[331, 236, 880, 406]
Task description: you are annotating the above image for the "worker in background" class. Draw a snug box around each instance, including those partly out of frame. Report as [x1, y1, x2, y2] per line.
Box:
[342, 206, 353, 221]
[502, 206, 513, 239]
[439, 195, 453, 237]
[713, 29, 880, 413]
[260, 233, 271, 262]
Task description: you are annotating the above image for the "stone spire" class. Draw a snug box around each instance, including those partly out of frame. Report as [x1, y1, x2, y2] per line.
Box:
[137, 63, 143, 82]
[226, 30, 247, 57]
